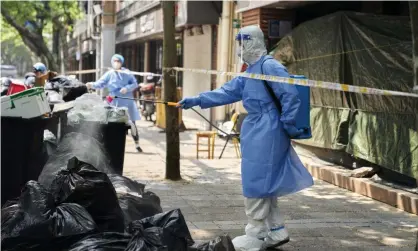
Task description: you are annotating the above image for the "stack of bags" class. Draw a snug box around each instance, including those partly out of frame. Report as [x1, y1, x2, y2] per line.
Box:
[1, 133, 235, 251]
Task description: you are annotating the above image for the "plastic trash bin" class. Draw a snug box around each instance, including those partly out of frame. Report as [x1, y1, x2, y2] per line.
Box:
[1, 116, 49, 205]
[62, 121, 130, 175]
[45, 110, 69, 141]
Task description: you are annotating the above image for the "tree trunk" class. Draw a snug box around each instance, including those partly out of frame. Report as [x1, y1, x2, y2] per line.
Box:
[162, 1, 181, 180]
[60, 29, 70, 72]
[410, 2, 418, 93]
[410, 3, 418, 192]
[415, 229, 418, 251]
[52, 24, 61, 70]
[1, 8, 58, 71]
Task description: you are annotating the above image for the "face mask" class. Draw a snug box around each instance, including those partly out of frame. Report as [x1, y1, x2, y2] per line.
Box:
[112, 61, 122, 70]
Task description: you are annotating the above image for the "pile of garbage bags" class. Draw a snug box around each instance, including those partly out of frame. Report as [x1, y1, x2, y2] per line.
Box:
[0, 77, 12, 96]
[2, 137, 235, 251]
[39, 132, 114, 187]
[44, 75, 88, 103]
[67, 94, 130, 125]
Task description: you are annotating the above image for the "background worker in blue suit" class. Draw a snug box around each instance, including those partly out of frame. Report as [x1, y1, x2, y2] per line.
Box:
[86, 54, 143, 153]
[178, 25, 314, 250]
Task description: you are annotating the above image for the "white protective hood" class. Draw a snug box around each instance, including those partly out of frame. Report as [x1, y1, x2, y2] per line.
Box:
[236, 25, 267, 65]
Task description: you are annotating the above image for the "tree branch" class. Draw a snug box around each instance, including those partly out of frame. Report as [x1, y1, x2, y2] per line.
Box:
[1, 8, 30, 36]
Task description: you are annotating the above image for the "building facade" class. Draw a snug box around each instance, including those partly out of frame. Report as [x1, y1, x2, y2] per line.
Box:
[68, 0, 221, 129]
[67, 0, 410, 129]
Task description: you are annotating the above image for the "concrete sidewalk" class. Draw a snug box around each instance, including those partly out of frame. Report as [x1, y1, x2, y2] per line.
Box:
[123, 120, 418, 250]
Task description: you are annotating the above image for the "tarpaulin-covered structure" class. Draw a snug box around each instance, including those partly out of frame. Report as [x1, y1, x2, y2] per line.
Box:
[271, 11, 417, 179]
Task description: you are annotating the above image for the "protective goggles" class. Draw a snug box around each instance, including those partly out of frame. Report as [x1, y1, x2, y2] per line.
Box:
[235, 34, 251, 41]
[33, 67, 44, 73]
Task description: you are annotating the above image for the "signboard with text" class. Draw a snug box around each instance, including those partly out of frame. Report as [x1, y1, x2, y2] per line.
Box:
[124, 20, 137, 35]
[140, 12, 155, 34]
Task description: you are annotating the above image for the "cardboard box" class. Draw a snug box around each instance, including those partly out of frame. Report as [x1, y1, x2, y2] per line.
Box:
[1, 87, 51, 118]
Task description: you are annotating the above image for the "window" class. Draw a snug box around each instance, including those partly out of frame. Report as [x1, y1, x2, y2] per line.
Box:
[136, 43, 145, 83]
[156, 42, 162, 72]
[149, 40, 163, 74]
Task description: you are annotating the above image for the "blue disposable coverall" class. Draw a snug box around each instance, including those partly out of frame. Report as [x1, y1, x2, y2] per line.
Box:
[93, 68, 140, 122]
[198, 55, 313, 198]
[91, 54, 142, 152]
[179, 25, 313, 250]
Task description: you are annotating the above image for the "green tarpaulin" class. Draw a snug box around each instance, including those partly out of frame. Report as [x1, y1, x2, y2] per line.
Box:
[271, 11, 418, 178]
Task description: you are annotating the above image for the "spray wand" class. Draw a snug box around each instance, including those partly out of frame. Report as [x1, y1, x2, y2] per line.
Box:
[108, 96, 179, 107]
[107, 96, 235, 137]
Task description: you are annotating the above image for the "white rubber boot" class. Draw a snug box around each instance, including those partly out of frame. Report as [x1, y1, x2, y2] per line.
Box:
[233, 197, 272, 251]
[262, 197, 290, 249]
[232, 219, 266, 251]
[262, 225, 290, 249]
[135, 141, 143, 152]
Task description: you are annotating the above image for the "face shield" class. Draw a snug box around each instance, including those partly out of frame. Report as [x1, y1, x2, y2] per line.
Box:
[235, 33, 251, 64]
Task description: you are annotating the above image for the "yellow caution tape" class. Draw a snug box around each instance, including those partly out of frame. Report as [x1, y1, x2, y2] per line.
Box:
[65, 69, 100, 74]
[116, 69, 162, 77]
[64, 66, 418, 98]
[171, 67, 418, 98]
[65, 68, 162, 77]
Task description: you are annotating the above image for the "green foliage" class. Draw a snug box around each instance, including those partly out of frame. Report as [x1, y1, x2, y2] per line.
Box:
[1, 20, 21, 45]
[1, 1, 82, 32]
[1, 39, 34, 74]
[1, 1, 82, 70]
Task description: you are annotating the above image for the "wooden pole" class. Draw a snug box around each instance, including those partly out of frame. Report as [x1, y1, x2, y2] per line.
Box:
[162, 1, 181, 180]
[410, 2, 418, 93]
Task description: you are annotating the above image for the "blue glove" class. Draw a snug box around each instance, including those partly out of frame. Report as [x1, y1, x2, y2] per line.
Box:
[178, 96, 201, 109]
[283, 123, 304, 138]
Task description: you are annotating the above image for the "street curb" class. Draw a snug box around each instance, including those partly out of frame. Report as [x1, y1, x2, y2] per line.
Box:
[300, 157, 418, 216]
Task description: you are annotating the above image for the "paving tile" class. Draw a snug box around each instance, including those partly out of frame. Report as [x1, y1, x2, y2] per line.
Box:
[192, 221, 221, 230]
[121, 119, 418, 249]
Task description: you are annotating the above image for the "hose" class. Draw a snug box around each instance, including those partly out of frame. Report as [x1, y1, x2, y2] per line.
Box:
[111, 96, 236, 137]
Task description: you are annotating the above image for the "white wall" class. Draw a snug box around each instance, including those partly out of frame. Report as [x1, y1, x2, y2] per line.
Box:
[182, 25, 212, 130]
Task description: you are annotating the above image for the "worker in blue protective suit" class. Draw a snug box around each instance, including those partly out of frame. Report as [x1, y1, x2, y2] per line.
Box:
[178, 25, 314, 250]
[86, 54, 143, 152]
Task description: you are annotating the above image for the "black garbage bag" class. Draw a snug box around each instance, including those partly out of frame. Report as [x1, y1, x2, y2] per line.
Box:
[108, 174, 145, 195]
[118, 192, 163, 226]
[50, 157, 125, 232]
[24, 73, 36, 87]
[68, 232, 131, 251]
[188, 235, 235, 251]
[126, 209, 194, 251]
[1, 86, 8, 96]
[1, 181, 96, 251]
[43, 129, 58, 156]
[47, 75, 88, 102]
[1, 77, 11, 96]
[62, 85, 88, 102]
[1, 200, 19, 235]
[38, 132, 114, 188]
